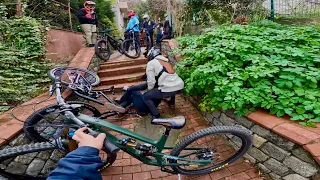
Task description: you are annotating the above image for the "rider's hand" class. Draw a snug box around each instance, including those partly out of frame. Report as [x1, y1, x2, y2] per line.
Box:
[72, 127, 106, 150]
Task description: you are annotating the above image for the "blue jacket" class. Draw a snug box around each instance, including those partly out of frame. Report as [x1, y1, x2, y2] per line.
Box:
[143, 20, 156, 33]
[126, 16, 139, 32]
[47, 146, 104, 180]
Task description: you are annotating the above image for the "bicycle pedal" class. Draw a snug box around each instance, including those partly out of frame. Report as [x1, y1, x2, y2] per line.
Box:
[160, 166, 178, 174]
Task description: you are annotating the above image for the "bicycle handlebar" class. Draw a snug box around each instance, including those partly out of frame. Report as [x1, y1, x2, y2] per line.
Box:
[53, 74, 119, 154]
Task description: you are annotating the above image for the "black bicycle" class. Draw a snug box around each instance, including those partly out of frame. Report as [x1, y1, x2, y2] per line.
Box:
[95, 28, 124, 61]
[121, 26, 141, 59]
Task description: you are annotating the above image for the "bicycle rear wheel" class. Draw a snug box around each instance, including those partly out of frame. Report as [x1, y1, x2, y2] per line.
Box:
[121, 39, 141, 59]
[170, 126, 252, 175]
[95, 39, 111, 61]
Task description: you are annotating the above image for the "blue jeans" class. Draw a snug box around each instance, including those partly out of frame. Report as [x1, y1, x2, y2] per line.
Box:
[156, 33, 163, 44]
[119, 83, 161, 113]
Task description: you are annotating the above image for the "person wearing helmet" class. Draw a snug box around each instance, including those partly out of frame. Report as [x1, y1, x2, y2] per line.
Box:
[143, 48, 184, 119]
[76, 1, 98, 47]
[125, 10, 140, 51]
[142, 14, 156, 48]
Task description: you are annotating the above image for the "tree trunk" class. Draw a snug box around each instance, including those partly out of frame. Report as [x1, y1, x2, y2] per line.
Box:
[68, 0, 73, 31]
[16, 0, 22, 17]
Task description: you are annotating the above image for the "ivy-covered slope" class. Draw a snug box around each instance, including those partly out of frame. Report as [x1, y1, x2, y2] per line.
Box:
[175, 21, 320, 127]
[0, 17, 52, 113]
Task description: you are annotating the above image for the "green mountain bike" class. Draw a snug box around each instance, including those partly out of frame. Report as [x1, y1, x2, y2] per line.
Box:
[0, 68, 253, 177]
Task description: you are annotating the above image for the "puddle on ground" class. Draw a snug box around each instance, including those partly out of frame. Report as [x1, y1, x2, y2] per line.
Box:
[134, 116, 181, 146]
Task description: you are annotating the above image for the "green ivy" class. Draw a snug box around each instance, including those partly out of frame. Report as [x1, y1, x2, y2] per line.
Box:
[0, 17, 52, 113]
[175, 20, 320, 127]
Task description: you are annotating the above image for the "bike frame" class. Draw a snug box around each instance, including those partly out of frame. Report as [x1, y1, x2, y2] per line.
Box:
[98, 31, 121, 50]
[73, 113, 211, 167]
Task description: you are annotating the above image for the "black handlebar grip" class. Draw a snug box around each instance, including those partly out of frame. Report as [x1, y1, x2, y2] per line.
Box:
[89, 131, 120, 154]
[104, 139, 120, 154]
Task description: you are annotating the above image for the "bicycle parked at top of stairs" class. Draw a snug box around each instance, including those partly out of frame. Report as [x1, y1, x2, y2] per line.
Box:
[0, 67, 253, 179]
[94, 28, 124, 61]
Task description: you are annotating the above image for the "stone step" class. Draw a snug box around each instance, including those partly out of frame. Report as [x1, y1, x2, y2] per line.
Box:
[99, 72, 145, 86]
[98, 64, 146, 77]
[94, 81, 145, 92]
[100, 58, 147, 69]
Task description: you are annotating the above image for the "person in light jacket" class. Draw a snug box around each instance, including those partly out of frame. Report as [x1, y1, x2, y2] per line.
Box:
[143, 48, 184, 119]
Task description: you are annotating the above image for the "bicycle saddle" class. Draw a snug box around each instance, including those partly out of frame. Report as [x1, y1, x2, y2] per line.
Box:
[151, 116, 186, 129]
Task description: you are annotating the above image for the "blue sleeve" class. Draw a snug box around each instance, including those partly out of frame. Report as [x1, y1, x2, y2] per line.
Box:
[47, 146, 104, 180]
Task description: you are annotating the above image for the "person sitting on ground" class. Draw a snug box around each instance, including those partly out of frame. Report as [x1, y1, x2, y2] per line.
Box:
[161, 20, 173, 41]
[143, 48, 184, 119]
[76, 1, 98, 47]
[47, 127, 106, 180]
[125, 10, 140, 51]
[117, 48, 183, 117]
[142, 14, 156, 49]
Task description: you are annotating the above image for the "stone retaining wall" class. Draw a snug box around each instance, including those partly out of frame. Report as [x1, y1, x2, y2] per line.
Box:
[188, 96, 320, 180]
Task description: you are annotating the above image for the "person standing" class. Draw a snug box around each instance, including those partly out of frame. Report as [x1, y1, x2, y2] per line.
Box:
[156, 22, 163, 45]
[142, 14, 156, 47]
[125, 10, 140, 51]
[76, 1, 98, 47]
[161, 20, 173, 40]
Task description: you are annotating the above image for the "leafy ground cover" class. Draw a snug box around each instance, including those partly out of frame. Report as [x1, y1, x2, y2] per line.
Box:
[0, 17, 52, 113]
[175, 21, 320, 127]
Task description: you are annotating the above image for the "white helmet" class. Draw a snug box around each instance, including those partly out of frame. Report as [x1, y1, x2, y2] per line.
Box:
[143, 14, 149, 20]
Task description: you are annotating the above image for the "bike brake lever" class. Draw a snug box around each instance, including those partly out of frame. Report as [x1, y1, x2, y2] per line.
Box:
[49, 85, 55, 96]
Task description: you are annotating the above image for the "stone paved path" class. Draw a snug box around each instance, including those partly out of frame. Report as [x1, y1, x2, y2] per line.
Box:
[94, 54, 261, 180]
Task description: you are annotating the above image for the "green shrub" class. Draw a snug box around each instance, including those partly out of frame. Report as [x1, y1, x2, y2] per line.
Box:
[0, 17, 52, 112]
[175, 21, 320, 127]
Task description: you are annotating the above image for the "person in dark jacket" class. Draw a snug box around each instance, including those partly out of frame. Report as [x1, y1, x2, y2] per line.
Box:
[47, 127, 106, 180]
[142, 14, 156, 47]
[161, 20, 173, 40]
[156, 22, 163, 44]
[76, 1, 98, 47]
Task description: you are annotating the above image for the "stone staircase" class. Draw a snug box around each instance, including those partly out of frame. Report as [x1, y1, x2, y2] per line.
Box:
[95, 58, 147, 91]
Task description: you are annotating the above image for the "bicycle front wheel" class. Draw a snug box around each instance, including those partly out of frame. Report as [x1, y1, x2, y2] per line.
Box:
[121, 39, 141, 59]
[95, 39, 111, 61]
[0, 142, 59, 161]
[24, 102, 101, 142]
[170, 126, 252, 175]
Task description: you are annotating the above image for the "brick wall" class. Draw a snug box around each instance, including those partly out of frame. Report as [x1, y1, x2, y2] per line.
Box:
[46, 29, 85, 63]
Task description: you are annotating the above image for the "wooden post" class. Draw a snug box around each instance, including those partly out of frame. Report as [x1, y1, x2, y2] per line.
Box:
[16, 0, 22, 17]
[68, 0, 73, 31]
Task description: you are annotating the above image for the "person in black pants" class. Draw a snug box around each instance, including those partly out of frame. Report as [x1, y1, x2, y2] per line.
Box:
[125, 10, 140, 51]
[117, 83, 161, 114]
